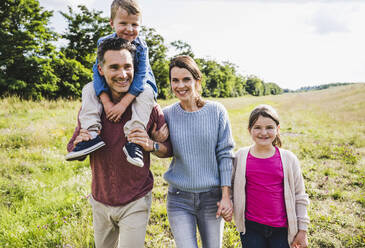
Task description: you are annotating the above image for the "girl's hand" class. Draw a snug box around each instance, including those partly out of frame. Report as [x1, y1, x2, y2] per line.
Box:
[127, 128, 154, 152]
[216, 196, 233, 222]
[291, 230, 308, 248]
[216, 186, 233, 221]
[217, 201, 233, 222]
[151, 123, 169, 142]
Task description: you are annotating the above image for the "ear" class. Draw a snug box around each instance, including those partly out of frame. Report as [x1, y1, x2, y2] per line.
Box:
[277, 124, 280, 132]
[98, 64, 104, 76]
[110, 19, 114, 29]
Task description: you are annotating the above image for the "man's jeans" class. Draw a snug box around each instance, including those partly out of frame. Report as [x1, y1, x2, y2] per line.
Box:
[167, 186, 224, 248]
[89, 191, 152, 248]
[240, 220, 290, 248]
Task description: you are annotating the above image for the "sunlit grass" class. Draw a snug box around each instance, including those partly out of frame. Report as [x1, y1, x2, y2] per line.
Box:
[0, 84, 364, 247]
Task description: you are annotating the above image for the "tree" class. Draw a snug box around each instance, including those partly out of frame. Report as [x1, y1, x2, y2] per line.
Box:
[0, 0, 58, 99]
[264, 82, 283, 95]
[51, 52, 93, 98]
[233, 75, 247, 97]
[60, 5, 112, 69]
[170, 40, 195, 58]
[245, 76, 264, 96]
[197, 58, 241, 98]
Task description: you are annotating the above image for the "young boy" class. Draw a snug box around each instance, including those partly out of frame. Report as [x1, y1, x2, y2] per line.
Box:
[66, 0, 158, 167]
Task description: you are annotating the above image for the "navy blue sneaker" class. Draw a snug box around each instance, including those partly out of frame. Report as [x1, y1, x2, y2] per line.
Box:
[65, 135, 105, 161]
[123, 142, 144, 167]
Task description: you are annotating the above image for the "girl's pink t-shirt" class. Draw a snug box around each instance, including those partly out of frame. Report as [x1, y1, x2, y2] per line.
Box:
[245, 146, 288, 227]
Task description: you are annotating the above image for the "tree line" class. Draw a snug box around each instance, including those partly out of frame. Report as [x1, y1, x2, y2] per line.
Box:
[0, 0, 283, 100]
[294, 83, 354, 92]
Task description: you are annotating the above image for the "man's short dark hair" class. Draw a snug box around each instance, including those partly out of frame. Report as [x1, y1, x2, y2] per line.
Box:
[97, 38, 136, 67]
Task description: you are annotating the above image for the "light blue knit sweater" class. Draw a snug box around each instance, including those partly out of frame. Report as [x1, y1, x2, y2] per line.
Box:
[163, 100, 234, 192]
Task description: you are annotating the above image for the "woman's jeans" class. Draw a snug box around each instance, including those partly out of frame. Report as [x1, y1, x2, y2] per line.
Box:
[240, 220, 290, 248]
[167, 187, 224, 248]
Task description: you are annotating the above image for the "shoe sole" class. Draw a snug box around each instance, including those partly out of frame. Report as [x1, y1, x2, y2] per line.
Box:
[122, 146, 144, 167]
[65, 141, 106, 161]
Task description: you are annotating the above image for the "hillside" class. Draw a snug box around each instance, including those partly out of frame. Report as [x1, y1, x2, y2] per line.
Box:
[0, 84, 364, 247]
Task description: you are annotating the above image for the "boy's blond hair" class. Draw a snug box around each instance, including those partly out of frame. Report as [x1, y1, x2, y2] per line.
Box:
[111, 0, 141, 20]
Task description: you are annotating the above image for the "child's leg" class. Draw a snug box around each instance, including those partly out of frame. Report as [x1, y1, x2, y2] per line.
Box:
[79, 82, 103, 134]
[65, 82, 105, 161]
[240, 220, 268, 248]
[123, 84, 155, 136]
[122, 84, 155, 167]
[268, 228, 290, 248]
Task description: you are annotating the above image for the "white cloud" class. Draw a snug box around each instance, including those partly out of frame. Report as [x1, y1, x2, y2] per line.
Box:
[308, 5, 353, 35]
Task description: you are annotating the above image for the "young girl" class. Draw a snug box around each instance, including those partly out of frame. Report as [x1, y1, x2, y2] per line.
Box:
[232, 105, 309, 248]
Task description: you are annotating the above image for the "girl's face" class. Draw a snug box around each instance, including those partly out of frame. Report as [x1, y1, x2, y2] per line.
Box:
[170, 67, 199, 103]
[249, 115, 279, 148]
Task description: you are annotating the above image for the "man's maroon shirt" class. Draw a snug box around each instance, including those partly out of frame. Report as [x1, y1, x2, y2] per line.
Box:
[67, 104, 170, 206]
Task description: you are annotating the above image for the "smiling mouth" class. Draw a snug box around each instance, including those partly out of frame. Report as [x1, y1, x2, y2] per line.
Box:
[114, 78, 129, 86]
[121, 33, 135, 40]
[176, 89, 188, 95]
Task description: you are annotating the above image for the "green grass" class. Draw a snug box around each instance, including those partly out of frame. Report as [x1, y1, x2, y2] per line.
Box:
[1, 84, 364, 247]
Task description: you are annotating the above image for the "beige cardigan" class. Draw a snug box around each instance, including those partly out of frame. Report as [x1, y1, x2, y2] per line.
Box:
[232, 146, 310, 244]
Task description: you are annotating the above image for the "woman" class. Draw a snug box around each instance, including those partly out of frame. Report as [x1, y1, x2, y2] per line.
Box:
[129, 55, 235, 248]
[161, 55, 235, 248]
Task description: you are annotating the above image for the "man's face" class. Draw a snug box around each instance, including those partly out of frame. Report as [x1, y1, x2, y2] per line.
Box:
[110, 7, 140, 42]
[98, 49, 134, 97]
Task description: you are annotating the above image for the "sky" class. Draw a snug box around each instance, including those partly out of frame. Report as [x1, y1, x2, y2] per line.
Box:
[39, 0, 365, 90]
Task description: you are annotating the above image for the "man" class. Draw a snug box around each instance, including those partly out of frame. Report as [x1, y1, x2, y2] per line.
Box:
[67, 37, 170, 248]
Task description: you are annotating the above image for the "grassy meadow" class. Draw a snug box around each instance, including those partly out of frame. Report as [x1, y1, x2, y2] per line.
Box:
[0, 84, 364, 247]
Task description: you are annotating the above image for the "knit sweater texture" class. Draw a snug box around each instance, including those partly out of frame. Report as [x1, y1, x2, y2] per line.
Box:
[163, 101, 234, 192]
[232, 146, 310, 244]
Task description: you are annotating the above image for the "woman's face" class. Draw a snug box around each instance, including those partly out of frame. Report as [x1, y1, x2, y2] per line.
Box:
[170, 67, 199, 102]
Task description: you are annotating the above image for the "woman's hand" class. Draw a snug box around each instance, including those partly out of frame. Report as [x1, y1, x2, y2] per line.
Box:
[151, 123, 169, 142]
[127, 128, 154, 152]
[216, 186, 233, 222]
[291, 230, 308, 248]
[216, 200, 233, 222]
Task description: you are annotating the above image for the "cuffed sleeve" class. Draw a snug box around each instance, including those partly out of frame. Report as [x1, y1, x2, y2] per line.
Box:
[293, 154, 310, 231]
[216, 105, 234, 187]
